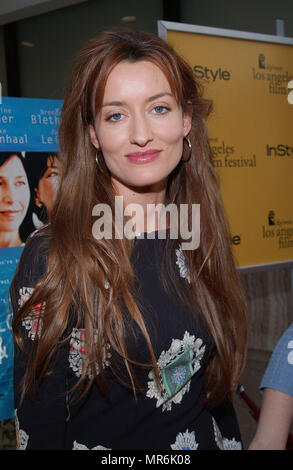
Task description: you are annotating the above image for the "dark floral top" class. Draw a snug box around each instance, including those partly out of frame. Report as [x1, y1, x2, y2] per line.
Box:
[10, 227, 242, 450]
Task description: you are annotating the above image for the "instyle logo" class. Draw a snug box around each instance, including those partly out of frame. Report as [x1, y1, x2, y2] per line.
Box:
[266, 144, 293, 157]
[193, 65, 231, 82]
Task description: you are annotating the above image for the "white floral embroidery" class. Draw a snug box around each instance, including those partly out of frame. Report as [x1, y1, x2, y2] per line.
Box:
[73, 440, 110, 450]
[212, 417, 223, 449]
[146, 331, 205, 411]
[18, 287, 34, 307]
[21, 311, 44, 340]
[15, 409, 29, 450]
[171, 429, 199, 450]
[69, 328, 111, 378]
[212, 417, 242, 450]
[19, 287, 45, 340]
[175, 246, 190, 283]
[222, 437, 242, 450]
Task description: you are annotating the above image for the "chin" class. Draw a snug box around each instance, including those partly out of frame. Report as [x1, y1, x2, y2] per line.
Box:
[0, 226, 18, 232]
[128, 179, 166, 191]
[130, 171, 171, 186]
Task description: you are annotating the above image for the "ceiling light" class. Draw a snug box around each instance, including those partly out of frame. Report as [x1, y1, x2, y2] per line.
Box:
[21, 41, 34, 47]
[121, 16, 136, 22]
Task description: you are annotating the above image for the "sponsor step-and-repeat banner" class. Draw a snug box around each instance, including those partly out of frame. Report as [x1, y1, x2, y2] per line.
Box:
[0, 97, 62, 420]
[159, 21, 293, 269]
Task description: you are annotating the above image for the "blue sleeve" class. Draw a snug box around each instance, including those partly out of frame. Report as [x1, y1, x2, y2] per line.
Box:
[260, 323, 293, 397]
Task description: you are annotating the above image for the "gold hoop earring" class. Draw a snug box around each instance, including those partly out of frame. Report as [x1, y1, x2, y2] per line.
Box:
[95, 149, 104, 166]
[95, 150, 108, 175]
[181, 137, 192, 163]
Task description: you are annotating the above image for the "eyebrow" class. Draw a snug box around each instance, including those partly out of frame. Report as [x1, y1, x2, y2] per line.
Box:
[0, 175, 26, 179]
[102, 92, 174, 107]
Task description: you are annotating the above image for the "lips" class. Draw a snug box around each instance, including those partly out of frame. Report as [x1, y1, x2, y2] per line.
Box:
[125, 149, 161, 164]
[0, 210, 21, 217]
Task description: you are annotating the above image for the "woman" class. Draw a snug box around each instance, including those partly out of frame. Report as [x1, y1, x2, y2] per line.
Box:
[24, 152, 60, 229]
[0, 152, 31, 247]
[11, 30, 247, 450]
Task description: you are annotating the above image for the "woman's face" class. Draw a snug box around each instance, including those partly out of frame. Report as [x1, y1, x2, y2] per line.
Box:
[0, 155, 30, 232]
[89, 60, 191, 197]
[36, 156, 60, 213]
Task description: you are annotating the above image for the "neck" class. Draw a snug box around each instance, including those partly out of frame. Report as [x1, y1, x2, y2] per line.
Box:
[0, 231, 22, 247]
[113, 178, 169, 235]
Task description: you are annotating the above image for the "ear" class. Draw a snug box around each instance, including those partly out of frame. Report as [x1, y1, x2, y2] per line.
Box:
[88, 124, 100, 150]
[183, 108, 192, 137]
[34, 188, 42, 208]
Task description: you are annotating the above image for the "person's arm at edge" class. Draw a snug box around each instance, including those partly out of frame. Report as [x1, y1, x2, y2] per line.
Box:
[248, 388, 293, 450]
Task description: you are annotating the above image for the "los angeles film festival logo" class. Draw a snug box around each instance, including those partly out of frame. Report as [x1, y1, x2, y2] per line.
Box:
[209, 139, 256, 169]
[253, 53, 293, 97]
[263, 210, 293, 249]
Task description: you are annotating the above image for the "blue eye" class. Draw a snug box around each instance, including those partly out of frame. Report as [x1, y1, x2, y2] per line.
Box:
[153, 106, 169, 114]
[108, 113, 123, 121]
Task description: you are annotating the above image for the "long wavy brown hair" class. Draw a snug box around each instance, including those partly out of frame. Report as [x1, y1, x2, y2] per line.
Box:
[12, 29, 247, 407]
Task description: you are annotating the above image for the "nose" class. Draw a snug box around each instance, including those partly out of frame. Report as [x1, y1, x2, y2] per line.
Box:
[2, 183, 16, 204]
[129, 114, 153, 147]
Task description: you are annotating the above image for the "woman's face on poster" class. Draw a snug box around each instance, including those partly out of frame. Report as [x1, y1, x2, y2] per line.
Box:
[36, 155, 60, 213]
[0, 155, 30, 233]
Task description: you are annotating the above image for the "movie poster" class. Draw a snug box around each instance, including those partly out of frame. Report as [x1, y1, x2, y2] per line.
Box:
[0, 97, 62, 420]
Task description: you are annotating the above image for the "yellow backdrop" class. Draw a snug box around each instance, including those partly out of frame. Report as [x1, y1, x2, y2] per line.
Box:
[159, 22, 293, 269]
